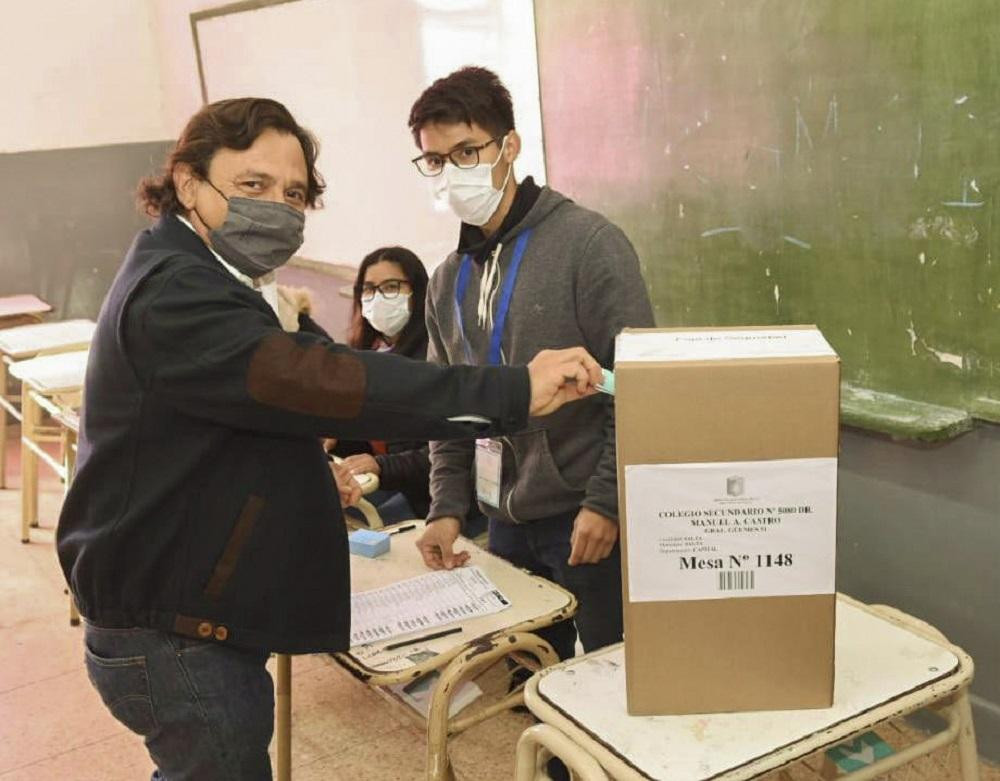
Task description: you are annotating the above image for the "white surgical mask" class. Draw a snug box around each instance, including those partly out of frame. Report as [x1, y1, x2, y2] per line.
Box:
[362, 292, 411, 339]
[433, 135, 513, 226]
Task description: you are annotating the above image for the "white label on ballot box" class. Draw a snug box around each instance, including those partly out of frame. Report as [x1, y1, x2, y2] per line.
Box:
[475, 438, 502, 506]
[624, 458, 837, 602]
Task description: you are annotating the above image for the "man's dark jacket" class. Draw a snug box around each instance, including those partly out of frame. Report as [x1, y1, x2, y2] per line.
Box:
[57, 214, 529, 653]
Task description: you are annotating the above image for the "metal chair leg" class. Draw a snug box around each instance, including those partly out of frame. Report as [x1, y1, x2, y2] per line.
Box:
[276, 654, 292, 781]
[956, 692, 982, 781]
[426, 632, 560, 781]
[515, 724, 609, 781]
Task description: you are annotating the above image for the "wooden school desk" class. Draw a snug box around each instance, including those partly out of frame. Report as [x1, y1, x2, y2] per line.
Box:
[274, 519, 577, 781]
[10, 349, 88, 543]
[516, 594, 980, 781]
[0, 319, 94, 488]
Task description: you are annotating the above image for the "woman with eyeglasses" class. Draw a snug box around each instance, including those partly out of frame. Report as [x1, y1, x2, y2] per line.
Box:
[330, 246, 440, 523]
[349, 245, 427, 354]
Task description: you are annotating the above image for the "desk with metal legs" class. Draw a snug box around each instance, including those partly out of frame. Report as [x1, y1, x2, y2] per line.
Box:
[275, 520, 577, 781]
[517, 594, 980, 781]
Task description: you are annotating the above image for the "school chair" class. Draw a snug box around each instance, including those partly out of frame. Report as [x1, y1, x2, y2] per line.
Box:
[516, 594, 980, 781]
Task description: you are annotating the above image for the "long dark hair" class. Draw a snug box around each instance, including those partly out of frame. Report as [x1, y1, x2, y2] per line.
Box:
[348, 246, 429, 357]
[137, 98, 325, 216]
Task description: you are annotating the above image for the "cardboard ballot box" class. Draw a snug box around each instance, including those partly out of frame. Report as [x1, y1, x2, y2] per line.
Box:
[615, 326, 840, 715]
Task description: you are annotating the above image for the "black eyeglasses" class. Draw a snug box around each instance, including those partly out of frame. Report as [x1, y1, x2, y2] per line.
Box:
[411, 137, 503, 177]
[360, 279, 411, 301]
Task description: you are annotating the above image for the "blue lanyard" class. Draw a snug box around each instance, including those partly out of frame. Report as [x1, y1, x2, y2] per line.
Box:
[454, 228, 533, 366]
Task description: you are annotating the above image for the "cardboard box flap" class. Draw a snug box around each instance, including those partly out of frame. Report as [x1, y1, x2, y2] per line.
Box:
[616, 326, 837, 364]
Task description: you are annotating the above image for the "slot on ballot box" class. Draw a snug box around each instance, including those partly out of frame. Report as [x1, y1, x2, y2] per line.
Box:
[614, 326, 840, 715]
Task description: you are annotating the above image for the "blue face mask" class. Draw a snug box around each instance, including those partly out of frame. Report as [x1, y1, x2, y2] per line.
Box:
[199, 180, 305, 278]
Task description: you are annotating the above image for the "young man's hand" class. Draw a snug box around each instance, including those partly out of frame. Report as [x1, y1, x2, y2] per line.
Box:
[342, 453, 380, 476]
[568, 507, 618, 565]
[527, 348, 603, 416]
[329, 460, 362, 507]
[415, 517, 469, 570]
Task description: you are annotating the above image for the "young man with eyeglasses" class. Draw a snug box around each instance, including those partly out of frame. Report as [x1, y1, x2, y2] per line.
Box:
[409, 67, 655, 660]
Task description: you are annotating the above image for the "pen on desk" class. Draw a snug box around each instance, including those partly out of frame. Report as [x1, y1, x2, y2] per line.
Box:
[389, 524, 417, 535]
[383, 626, 462, 651]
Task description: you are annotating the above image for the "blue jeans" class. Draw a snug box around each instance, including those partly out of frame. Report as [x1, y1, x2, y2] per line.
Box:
[83, 623, 273, 781]
[488, 511, 624, 660]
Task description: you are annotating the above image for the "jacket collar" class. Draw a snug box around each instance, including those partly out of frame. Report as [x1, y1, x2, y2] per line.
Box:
[151, 212, 219, 264]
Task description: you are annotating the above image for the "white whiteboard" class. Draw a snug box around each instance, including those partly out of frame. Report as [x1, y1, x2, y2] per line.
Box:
[196, 0, 546, 270]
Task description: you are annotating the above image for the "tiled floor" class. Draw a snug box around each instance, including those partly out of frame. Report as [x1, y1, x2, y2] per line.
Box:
[0, 435, 997, 780]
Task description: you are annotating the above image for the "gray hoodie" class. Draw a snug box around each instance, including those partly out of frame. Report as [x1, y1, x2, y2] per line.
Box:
[426, 186, 655, 525]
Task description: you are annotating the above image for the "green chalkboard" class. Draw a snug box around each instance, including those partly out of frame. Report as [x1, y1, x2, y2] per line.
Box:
[535, 0, 1000, 438]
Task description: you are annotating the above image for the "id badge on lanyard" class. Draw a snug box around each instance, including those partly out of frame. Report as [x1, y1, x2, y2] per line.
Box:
[475, 438, 503, 506]
[456, 229, 533, 507]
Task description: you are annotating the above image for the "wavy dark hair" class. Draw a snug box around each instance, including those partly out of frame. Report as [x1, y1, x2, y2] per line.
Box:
[348, 247, 429, 357]
[137, 97, 325, 216]
[408, 65, 515, 146]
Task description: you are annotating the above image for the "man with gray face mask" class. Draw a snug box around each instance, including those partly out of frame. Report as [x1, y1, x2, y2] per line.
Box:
[57, 97, 603, 780]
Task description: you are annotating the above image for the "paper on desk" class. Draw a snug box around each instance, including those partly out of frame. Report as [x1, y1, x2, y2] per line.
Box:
[0, 319, 95, 357]
[349, 566, 510, 647]
[388, 672, 483, 718]
[9, 350, 89, 391]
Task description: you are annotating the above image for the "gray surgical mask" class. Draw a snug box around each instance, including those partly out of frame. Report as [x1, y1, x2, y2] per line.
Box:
[199, 181, 305, 278]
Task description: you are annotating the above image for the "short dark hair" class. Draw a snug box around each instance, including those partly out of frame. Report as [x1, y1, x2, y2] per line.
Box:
[408, 66, 515, 147]
[137, 97, 325, 217]
[348, 246, 429, 357]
